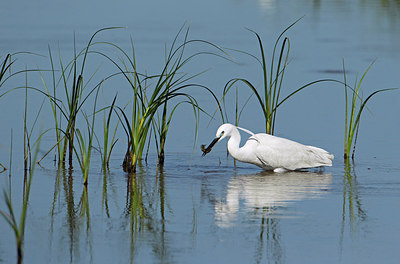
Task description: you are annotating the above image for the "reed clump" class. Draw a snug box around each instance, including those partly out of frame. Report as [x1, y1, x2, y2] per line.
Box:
[39, 28, 120, 170]
[222, 18, 337, 135]
[342, 60, 394, 160]
[96, 25, 225, 172]
[1, 130, 42, 264]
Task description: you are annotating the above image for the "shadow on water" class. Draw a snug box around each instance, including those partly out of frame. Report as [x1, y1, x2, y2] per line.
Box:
[214, 170, 332, 263]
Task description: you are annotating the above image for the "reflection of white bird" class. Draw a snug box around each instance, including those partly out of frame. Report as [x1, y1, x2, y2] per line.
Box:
[202, 123, 334, 172]
[215, 171, 332, 227]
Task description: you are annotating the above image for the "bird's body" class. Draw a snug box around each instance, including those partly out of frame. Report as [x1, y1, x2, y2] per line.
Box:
[202, 123, 334, 172]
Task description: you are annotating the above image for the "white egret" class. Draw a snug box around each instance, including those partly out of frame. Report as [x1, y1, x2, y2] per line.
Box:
[202, 123, 334, 172]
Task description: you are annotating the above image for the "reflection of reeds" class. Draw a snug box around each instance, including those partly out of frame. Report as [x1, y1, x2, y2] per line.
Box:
[62, 168, 77, 263]
[101, 170, 111, 218]
[342, 60, 394, 160]
[123, 166, 171, 262]
[49, 166, 92, 263]
[126, 172, 146, 232]
[78, 186, 90, 230]
[339, 162, 367, 255]
[257, 208, 284, 264]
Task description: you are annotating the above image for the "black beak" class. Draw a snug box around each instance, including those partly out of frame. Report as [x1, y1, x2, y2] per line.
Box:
[201, 137, 220, 156]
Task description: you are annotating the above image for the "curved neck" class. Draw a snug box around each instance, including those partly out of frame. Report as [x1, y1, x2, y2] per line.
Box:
[227, 128, 242, 160]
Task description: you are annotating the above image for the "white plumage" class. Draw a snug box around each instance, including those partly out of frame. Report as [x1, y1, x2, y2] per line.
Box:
[202, 123, 334, 172]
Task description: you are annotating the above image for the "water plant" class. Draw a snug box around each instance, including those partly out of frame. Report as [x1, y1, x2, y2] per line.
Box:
[223, 18, 335, 135]
[342, 60, 394, 160]
[0, 162, 6, 173]
[0, 53, 31, 91]
[39, 28, 119, 168]
[73, 88, 99, 185]
[1, 132, 42, 264]
[151, 27, 213, 166]
[100, 26, 224, 172]
[0, 54, 12, 88]
[112, 43, 154, 172]
[0, 54, 9, 170]
[23, 71, 46, 173]
[98, 94, 119, 171]
[0, 67, 45, 263]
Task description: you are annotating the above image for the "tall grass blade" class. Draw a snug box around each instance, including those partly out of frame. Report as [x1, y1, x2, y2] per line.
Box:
[39, 28, 122, 167]
[223, 19, 339, 135]
[342, 60, 396, 160]
[1, 133, 42, 264]
[100, 25, 226, 171]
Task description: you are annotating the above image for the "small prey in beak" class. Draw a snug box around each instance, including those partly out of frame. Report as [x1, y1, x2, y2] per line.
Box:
[201, 137, 220, 156]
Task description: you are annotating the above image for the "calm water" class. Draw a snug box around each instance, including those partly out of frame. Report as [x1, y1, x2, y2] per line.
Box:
[1, 0, 400, 263]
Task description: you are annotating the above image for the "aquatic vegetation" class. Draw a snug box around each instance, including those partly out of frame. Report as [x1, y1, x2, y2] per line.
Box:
[39, 28, 119, 168]
[151, 26, 224, 167]
[1, 54, 34, 171]
[0, 72, 44, 262]
[100, 26, 224, 172]
[98, 94, 119, 171]
[0, 134, 41, 264]
[110, 40, 157, 173]
[153, 27, 199, 166]
[223, 18, 335, 135]
[0, 54, 10, 170]
[1, 21, 400, 264]
[2, 25, 396, 181]
[23, 71, 46, 174]
[0, 53, 39, 91]
[0, 163, 6, 173]
[73, 88, 100, 185]
[342, 60, 394, 160]
[0, 54, 12, 88]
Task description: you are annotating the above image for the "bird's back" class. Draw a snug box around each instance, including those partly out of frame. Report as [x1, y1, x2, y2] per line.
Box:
[242, 133, 334, 171]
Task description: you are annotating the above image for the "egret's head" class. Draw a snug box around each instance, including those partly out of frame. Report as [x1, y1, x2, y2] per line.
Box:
[202, 124, 234, 156]
[216, 123, 234, 141]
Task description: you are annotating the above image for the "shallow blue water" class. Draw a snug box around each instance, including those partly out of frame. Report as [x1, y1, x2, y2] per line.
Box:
[1, 0, 400, 263]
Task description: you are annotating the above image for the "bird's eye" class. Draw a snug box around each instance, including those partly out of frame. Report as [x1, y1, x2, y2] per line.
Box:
[220, 131, 225, 137]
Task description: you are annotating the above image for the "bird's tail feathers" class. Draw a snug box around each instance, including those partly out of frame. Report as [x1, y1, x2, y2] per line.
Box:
[307, 145, 334, 166]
